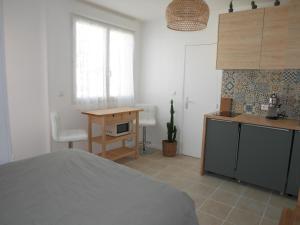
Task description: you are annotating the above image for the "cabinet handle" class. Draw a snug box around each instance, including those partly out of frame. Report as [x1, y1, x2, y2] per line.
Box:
[244, 124, 290, 132]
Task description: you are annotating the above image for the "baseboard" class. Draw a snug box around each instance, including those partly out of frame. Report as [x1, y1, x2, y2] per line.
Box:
[150, 143, 162, 151]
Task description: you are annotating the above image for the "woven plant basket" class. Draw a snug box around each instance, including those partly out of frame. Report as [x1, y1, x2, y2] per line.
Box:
[166, 0, 209, 31]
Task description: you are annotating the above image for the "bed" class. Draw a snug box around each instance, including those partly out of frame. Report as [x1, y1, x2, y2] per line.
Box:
[0, 150, 199, 225]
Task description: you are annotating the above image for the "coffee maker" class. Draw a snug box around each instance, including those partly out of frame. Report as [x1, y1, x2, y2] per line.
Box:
[266, 93, 281, 120]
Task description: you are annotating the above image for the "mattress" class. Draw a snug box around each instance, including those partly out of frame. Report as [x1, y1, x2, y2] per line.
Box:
[0, 150, 199, 225]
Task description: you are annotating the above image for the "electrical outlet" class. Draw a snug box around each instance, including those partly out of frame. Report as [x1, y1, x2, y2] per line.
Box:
[261, 104, 269, 111]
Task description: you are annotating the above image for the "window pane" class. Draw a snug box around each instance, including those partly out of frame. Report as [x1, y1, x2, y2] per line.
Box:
[109, 29, 134, 99]
[75, 18, 107, 102]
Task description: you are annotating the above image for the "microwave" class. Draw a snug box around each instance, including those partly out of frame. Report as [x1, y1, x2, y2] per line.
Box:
[106, 121, 132, 137]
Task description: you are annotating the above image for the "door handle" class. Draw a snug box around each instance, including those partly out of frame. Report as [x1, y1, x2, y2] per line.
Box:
[185, 97, 194, 110]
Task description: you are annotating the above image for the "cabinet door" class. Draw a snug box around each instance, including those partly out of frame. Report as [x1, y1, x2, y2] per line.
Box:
[287, 0, 300, 68]
[260, 6, 288, 70]
[216, 9, 264, 69]
[286, 131, 300, 196]
[236, 124, 293, 192]
[204, 119, 240, 178]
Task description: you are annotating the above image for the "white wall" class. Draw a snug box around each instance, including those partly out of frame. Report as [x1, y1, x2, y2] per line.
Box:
[139, 2, 279, 151]
[139, 9, 223, 151]
[2, 0, 142, 158]
[0, 0, 12, 164]
[3, 0, 50, 160]
[46, 0, 142, 152]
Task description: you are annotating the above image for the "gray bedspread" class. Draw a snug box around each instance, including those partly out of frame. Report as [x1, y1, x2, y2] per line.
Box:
[0, 150, 199, 225]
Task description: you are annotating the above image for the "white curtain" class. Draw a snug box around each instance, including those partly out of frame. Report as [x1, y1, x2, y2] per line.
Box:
[74, 18, 107, 108]
[109, 29, 135, 107]
[74, 17, 135, 109]
[0, 0, 12, 165]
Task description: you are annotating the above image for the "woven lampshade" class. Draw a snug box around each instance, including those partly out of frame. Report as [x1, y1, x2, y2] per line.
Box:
[166, 0, 209, 31]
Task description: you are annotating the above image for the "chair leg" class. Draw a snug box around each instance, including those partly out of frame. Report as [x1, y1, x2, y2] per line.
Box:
[68, 142, 73, 149]
[143, 127, 146, 152]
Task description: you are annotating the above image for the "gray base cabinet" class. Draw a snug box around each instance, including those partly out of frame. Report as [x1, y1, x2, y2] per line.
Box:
[236, 124, 293, 192]
[205, 119, 240, 178]
[286, 131, 300, 196]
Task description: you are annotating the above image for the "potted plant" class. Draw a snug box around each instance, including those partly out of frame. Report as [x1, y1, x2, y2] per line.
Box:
[162, 100, 177, 157]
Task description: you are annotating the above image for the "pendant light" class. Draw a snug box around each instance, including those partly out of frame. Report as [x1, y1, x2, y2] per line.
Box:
[166, 0, 209, 32]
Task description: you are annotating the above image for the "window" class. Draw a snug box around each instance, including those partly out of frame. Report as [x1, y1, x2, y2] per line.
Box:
[74, 17, 135, 108]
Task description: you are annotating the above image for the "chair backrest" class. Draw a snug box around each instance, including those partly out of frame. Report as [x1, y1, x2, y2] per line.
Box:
[136, 104, 156, 121]
[50, 112, 61, 142]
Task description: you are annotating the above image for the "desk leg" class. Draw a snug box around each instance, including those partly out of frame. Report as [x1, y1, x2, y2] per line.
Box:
[88, 116, 92, 153]
[135, 112, 140, 159]
[101, 117, 107, 158]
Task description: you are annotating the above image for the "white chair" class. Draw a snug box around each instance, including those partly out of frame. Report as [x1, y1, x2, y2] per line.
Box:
[50, 112, 88, 149]
[135, 104, 157, 153]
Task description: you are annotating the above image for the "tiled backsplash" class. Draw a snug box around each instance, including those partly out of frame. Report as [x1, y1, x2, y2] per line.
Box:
[222, 70, 300, 119]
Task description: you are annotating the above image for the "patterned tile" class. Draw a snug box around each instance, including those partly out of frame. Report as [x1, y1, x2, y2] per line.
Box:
[256, 71, 268, 82]
[248, 70, 260, 80]
[222, 70, 300, 119]
[240, 83, 255, 95]
[282, 84, 296, 95]
[283, 71, 298, 84]
[296, 72, 300, 84]
[245, 94, 255, 103]
[244, 103, 255, 114]
[270, 72, 282, 83]
[233, 102, 244, 114]
[254, 92, 269, 104]
[222, 71, 236, 97]
[271, 84, 281, 93]
[235, 93, 246, 103]
[255, 82, 270, 93]
[226, 81, 235, 92]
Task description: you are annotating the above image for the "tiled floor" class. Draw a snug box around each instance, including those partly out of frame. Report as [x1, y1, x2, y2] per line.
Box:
[117, 150, 297, 225]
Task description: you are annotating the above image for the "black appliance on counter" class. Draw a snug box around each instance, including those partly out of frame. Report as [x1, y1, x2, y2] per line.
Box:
[266, 93, 281, 120]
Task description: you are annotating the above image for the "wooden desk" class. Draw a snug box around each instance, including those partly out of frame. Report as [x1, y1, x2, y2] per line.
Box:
[82, 107, 143, 161]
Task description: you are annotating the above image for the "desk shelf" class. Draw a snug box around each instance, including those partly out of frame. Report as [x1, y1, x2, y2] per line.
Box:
[92, 133, 136, 145]
[97, 147, 136, 161]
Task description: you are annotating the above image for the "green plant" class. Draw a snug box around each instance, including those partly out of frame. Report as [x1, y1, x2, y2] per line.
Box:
[167, 100, 177, 143]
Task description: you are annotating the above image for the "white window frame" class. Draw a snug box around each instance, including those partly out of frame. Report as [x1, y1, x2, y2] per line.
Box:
[72, 15, 135, 106]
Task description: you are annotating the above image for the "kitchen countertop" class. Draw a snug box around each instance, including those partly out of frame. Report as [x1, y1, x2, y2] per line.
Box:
[205, 113, 300, 131]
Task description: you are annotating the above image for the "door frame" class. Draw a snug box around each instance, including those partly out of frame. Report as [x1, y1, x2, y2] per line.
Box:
[180, 43, 222, 156]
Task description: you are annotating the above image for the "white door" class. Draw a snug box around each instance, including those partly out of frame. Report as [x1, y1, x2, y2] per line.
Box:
[182, 44, 222, 158]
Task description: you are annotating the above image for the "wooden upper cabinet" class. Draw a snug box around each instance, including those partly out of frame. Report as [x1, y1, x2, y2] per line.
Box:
[260, 6, 289, 70]
[216, 9, 264, 70]
[217, 2, 300, 70]
[287, 1, 300, 69]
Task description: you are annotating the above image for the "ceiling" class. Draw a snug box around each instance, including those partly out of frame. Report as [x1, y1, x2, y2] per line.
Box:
[84, 0, 288, 21]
